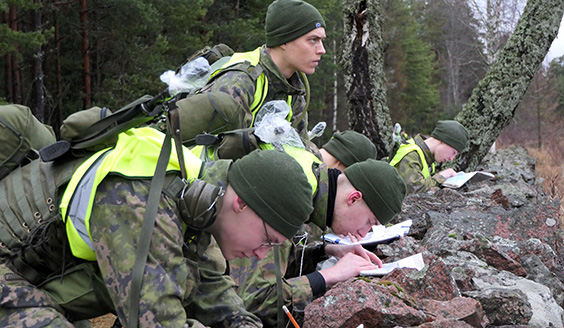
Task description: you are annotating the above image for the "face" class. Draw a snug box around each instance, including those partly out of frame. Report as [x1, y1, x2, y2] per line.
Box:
[281, 27, 326, 75]
[434, 142, 459, 162]
[331, 194, 379, 240]
[213, 198, 287, 261]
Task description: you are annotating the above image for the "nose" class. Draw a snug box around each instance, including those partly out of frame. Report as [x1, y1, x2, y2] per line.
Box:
[254, 247, 270, 260]
[359, 225, 372, 238]
[317, 41, 326, 54]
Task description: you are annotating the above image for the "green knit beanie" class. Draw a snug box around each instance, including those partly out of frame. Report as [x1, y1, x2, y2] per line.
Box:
[322, 130, 377, 167]
[229, 149, 313, 239]
[265, 0, 325, 47]
[344, 159, 406, 225]
[431, 120, 469, 153]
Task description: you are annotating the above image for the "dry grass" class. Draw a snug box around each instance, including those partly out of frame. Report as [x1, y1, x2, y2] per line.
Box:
[90, 313, 117, 327]
[525, 146, 564, 226]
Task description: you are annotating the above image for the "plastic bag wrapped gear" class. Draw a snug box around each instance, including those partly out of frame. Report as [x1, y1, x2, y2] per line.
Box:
[160, 57, 211, 95]
[254, 100, 304, 149]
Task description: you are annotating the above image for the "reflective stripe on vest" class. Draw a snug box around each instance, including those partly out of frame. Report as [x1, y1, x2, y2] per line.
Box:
[259, 144, 321, 195]
[389, 139, 435, 179]
[60, 127, 202, 260]
[211, 47, 293, 126]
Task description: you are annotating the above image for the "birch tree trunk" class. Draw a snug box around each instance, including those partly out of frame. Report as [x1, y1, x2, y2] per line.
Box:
[341, 0, 392, 159]
[455, 0, 564, 171]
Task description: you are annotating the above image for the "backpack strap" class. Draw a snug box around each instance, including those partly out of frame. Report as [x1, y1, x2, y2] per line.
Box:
[128, 125, 173, 328]
[291, 71, 310, 130]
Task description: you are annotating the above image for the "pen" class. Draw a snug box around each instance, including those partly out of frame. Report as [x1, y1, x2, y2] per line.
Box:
[282, 305, 300, 328]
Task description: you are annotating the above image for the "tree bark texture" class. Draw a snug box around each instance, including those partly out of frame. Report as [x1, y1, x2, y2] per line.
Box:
[33, 0, 45, 121]
[9, 5, 22, 104]
[80, 0, 91, 108]
[341, 0, 392, 159]
[455, 0, 564, 171]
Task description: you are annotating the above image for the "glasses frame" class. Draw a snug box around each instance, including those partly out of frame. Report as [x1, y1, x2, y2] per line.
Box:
[260, 221, 284, 248]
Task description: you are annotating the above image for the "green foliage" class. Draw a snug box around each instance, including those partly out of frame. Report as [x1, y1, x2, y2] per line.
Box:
[0, 0, 50, 59]
[0, 0, 554, 144]
[383, 0, 439, 135]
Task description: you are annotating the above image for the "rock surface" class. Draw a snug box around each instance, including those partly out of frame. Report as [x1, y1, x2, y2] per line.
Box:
[303, 146, 564, 328]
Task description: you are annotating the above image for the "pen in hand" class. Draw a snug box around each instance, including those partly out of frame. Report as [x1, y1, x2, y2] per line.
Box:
[283, 305, 301, 328]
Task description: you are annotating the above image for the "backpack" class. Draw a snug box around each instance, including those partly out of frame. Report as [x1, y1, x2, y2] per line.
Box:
[0, 104, 56, 180]
[39, 44, 239, 162]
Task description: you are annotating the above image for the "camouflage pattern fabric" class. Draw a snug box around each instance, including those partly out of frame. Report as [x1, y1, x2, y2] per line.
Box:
[228, 165, 331, 327]
[200, 45, 309, 138]
[156, 45, 320, 158]
[0, 166, 260, 327]
[392, 134, 446, 194]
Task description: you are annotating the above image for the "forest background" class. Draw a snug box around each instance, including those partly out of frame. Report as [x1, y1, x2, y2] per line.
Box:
[1, 0, 564, 206]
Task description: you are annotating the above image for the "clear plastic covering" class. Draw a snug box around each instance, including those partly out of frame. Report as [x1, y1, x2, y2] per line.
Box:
[308, 121, 326, 139]
[253, 100, 305, 149]
[160, 56, 211, 96]
[392, 122, 403, 144]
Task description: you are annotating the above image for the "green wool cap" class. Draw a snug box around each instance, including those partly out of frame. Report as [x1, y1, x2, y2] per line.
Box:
[265, 0, 325, 47]
[322, 130, 377, 167]
[431, 120, 469, 153]
[229, 149, 313, 239]
[344, 159, 407, 225]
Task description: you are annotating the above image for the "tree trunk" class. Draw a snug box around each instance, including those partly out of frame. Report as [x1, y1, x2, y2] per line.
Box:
[455, 0, 564, 171]
[80, 0, 91, 108]
[332, 39, 338, 133]
[341, 0, 392, 159]
[9, 5, 22, 104]
[32, 0, 45, 121]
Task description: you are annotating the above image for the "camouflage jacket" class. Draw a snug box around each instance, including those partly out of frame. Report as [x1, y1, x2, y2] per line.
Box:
[392, 134, 446, 194]
[87, 159, 260, 328]
[201, 45, 309, 136]
[229, 165, 331, 327]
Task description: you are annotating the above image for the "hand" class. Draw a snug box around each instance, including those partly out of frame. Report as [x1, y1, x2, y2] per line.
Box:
[319, 253, 381, 287]
[325, 244, 382, 267]
[438, 168, 457, 179]
[345, 231, 361, 243]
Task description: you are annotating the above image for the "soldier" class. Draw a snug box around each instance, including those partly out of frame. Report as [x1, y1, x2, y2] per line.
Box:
[0, 127, 313, 327]
[177, 0, 326, 159]
[389, 120, 469, 194]
[319, 130, 378, 171]
[229, 157, 407, 327]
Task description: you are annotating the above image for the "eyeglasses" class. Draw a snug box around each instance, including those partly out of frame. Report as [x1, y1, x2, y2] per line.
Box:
[260, 221, 284, 248]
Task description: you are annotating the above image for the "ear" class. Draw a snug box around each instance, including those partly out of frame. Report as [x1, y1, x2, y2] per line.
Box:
[280, 43, 287, 50]
[233, 195, 247, 213]
[346, 190, 363, 206]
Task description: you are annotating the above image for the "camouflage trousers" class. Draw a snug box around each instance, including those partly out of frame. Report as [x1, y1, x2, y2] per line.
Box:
[0, 261, 113, 327]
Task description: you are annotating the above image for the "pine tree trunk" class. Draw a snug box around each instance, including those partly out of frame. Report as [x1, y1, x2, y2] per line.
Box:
[9, 5, 22, 104]
[32, 0, 45, 121]
[455, 0, 564, 171]
[341, 0, 392, 159]
[80, 0, 91, 108]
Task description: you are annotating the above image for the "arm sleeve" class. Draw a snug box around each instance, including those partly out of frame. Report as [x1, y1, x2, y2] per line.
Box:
[185, 240, 262, 328]
[395, 152, 441, 194]
[229, 240, 325, 327]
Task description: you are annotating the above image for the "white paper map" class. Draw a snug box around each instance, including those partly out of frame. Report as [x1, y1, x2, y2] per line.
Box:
[442, 171, 495, 188]
[323, 220, 412, 245]
[359, 253, 425, 276]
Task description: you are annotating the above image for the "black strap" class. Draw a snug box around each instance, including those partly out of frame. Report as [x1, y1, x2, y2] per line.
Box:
[167, 102, 187, 181]
[274, 245, 284, 328]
